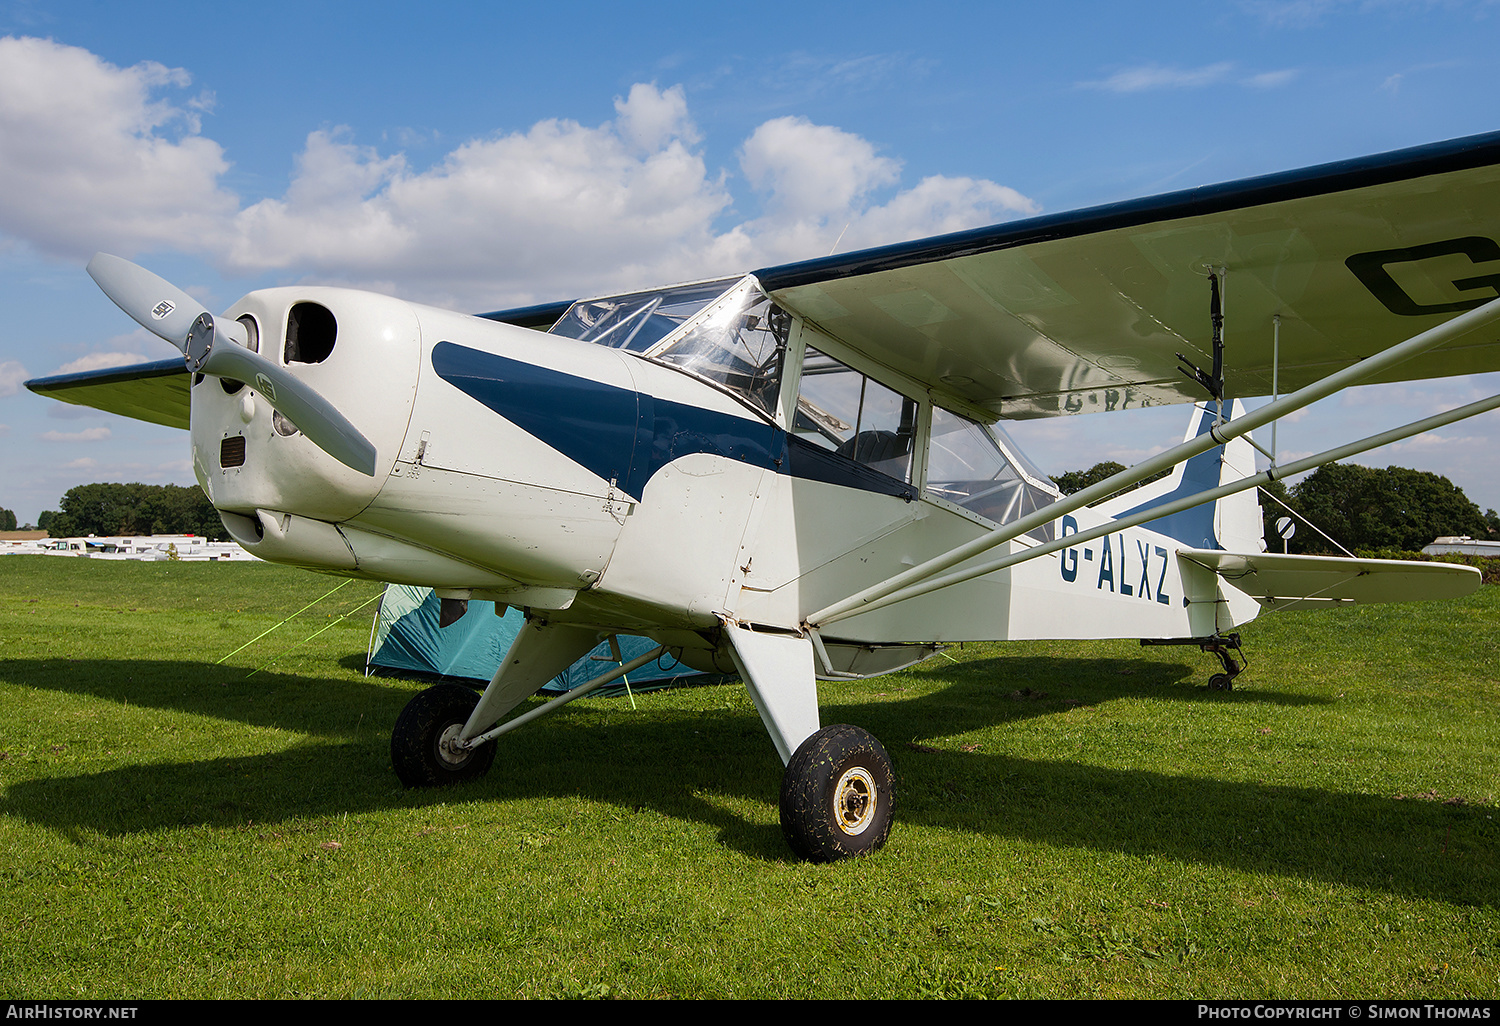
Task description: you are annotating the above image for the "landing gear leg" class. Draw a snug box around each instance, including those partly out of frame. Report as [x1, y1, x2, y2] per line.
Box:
[1203, 633, 1245, 691]
[721, 621, 896, 860]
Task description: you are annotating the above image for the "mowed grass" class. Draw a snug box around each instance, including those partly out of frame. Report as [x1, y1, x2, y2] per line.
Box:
[1, 556, 1496, 999]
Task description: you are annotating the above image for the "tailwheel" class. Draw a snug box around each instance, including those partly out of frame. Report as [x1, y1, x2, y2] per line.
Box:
[779, 724, 894, 862]
[391, 683, 496, 788]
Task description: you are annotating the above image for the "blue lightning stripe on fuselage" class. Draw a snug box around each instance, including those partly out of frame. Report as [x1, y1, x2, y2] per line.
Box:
[431, 341, 915, 502]
[1111, 403, 1225, 550]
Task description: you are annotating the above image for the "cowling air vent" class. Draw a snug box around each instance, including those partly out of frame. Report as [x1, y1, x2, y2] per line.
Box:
[220, 435, 247, 469]
[285, 302, 337, 364]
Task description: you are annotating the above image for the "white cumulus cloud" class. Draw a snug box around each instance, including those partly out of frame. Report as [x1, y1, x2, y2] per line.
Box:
[0, 360, 27, 397]
[42, 426, 112, 442]
[741, 116, 902, 220]
[0, 36, 235, 261]
[0, 38, 1038, 310]
[54, 351, 151, 374]
[736, 117, 1038, 264]
[226, 85, 737, 305]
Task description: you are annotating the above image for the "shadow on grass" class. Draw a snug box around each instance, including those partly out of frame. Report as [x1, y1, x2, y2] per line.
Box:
[1, 653, 1489, 906]
[0, 642, 1328, 743]
[0, 655, 412, 738]
[895, 652, 1333, 721]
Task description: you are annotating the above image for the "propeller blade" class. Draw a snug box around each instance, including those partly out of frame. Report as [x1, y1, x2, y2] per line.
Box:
[87, 253, 377, 477]
[194, 321, 377, 476]
[87, 253, 207, 351]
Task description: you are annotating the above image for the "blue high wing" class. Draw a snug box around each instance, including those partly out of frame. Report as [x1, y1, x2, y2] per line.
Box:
[754, 131, 1500, 419]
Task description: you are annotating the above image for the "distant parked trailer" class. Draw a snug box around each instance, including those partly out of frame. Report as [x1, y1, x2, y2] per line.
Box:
[1422, 536, 1500, 557]
[6, 535, 260, 561]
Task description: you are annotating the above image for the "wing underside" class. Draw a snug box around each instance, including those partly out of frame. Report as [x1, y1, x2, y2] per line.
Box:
[1179, 548, 1481, 609]
[25, 359, 190, 430]
[756, 132, 1500, 419]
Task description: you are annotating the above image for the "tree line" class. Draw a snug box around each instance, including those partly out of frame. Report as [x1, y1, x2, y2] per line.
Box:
[11, 483, 227, 540]
[7, 461, 1495, 552]
[1051, 461, 1498, 554]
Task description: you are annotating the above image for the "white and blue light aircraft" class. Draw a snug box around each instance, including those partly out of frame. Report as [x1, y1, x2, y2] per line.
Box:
[30, 132, 1500, 860]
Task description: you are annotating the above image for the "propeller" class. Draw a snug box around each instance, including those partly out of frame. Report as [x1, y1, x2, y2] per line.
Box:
[87, 254, 377, 476]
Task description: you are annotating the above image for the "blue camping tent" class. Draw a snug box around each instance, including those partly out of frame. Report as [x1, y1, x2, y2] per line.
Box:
[366, 585, 695, 694]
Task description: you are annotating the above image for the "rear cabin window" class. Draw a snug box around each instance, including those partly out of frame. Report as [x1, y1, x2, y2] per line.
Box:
[926, 407, 1060, 541]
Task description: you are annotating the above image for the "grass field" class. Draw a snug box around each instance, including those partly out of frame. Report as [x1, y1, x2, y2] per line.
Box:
[1, 556, 1496, 999]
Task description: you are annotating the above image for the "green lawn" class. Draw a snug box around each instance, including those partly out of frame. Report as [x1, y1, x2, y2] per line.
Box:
[1, 557, 1496, 998]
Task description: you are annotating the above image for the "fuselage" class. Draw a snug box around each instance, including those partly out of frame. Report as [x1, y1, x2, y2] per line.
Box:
[201, 277, 1262, 669]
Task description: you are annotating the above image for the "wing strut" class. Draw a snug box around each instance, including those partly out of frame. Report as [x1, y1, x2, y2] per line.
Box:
[812, 386, 1500, 625]
[806, 295, 1500, 629]
[459, 640, 667, 748]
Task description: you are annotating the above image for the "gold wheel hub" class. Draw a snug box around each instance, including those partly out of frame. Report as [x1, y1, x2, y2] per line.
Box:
[834, 766, 877, 835]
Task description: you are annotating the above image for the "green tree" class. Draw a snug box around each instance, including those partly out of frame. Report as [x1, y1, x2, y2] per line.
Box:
[1271, 463, 1488, 554]
[0, 508, 16, 531]
[45, 483, 225, 539]
[1050, 461, 1169, 503]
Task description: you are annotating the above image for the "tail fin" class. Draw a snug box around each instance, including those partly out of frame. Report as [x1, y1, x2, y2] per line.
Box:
[1094, 399, 1264, 552]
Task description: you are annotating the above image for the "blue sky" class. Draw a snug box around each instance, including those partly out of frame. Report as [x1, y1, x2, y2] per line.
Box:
[3, 0, 1500, 525]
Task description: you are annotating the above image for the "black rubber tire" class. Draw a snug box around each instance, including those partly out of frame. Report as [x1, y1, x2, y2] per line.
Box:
[1208, 673, 1234, 691]
[391, 683, 496, 788]
[779, 724, 895, 862]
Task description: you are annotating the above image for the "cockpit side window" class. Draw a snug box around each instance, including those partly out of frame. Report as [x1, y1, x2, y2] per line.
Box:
[648, 279, 790, 417]
[794, 346, 918, 484]
[548, 276, 787, 417]
[548, 278, 737, 352]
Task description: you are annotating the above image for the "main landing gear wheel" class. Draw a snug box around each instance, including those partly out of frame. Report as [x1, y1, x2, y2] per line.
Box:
[779, 724, 895, 862]
[391, 683, 496, 788]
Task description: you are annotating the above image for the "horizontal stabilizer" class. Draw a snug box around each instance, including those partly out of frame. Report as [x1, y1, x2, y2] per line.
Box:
[25, 359, 189, 430]
[1179, 549, 1481, 609]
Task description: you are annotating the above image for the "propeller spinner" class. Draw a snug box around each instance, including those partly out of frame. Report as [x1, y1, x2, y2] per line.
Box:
[87, 254, 377, 476]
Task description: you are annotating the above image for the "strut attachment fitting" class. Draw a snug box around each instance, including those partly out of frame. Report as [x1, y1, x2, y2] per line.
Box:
[1177, 272, 1226, 405]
